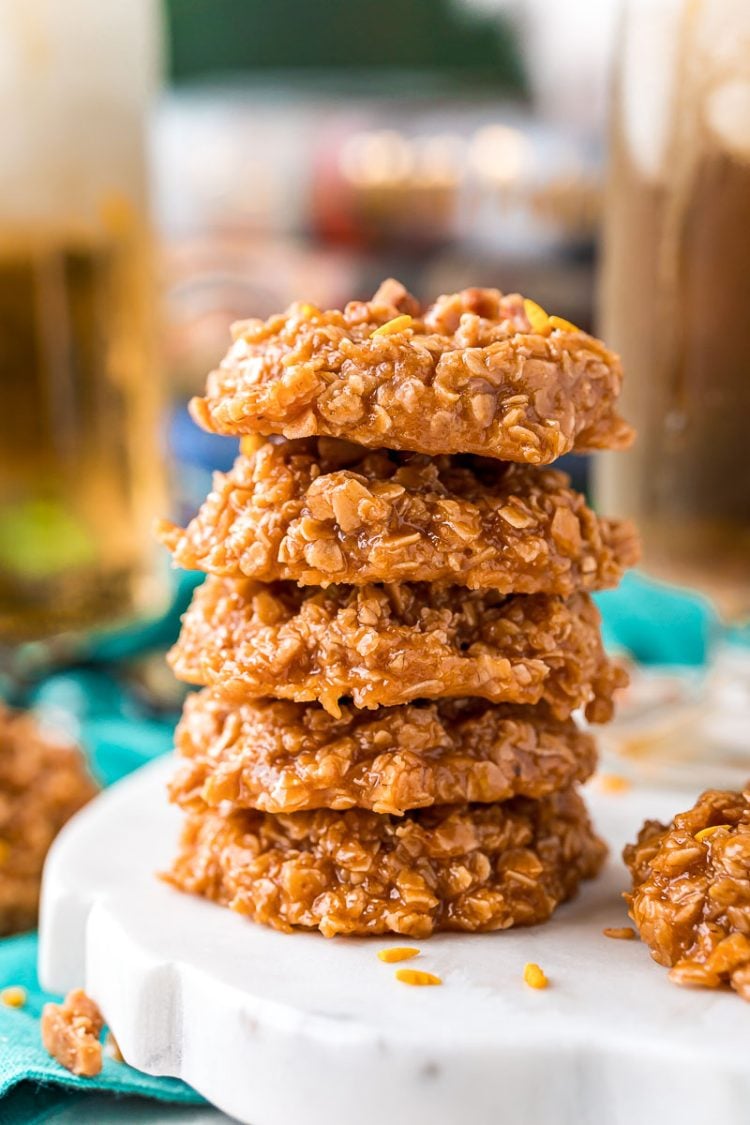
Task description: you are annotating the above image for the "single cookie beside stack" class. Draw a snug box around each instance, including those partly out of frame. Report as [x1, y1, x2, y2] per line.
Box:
[159, 279, 639, 938]
[0, 704, 97, 935]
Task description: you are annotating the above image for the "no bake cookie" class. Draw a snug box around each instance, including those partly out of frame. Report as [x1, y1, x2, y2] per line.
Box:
[169, 579, 625, 719]
[0, 704, 97, 935]
[171, 691, 597, 816]
[190, 280, 633, 464]
[158, 438, 639, 593]
[624, 786, 750, 1001]
[167, 785, 606, 937]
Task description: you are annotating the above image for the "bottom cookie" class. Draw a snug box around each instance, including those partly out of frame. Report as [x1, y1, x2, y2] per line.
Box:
[166, 787, 606, 937]
[624, 786, 750, 1002]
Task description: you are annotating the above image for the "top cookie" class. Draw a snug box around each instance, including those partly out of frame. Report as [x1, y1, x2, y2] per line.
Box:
[190, 279, 633, 463]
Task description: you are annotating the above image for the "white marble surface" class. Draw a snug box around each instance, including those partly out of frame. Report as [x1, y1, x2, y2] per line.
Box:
[39, 757, 750, 1125]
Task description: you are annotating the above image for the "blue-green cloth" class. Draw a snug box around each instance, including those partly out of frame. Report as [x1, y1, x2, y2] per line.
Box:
[0, 935, 203, 1123]
[595, 570, 716, 667]
[0, 567, 721, 1119]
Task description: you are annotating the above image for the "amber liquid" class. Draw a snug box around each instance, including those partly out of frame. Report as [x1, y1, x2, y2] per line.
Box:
[0, 228, 166, 643]
[596, 122, 750, 622]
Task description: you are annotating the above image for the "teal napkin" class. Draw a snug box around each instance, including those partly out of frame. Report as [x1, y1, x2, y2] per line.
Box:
[0, 934, 203, 1123]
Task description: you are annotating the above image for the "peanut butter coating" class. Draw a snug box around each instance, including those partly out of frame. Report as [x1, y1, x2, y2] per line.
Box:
[171, 691, 597, 816]
[169, 579, 625, 721]
[158, 438, 639, 593]
[190, 280, 633, 463]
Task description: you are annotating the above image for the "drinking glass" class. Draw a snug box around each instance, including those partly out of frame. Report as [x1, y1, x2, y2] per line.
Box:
[0, 0, 168, 674]
[595, 0, 750, 782]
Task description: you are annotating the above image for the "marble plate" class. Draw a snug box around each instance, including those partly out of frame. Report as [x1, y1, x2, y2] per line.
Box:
[39, 756, 750, 1125]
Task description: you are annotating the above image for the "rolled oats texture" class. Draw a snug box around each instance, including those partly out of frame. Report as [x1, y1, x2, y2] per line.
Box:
[171, 690, 597, 816]
[190, 279, 633, 463]
[158, 437, 639, 594]
[0, 704, 98, 935]
[169, 578, 626, 720]
[166, 785, 607, 937]
[624, 786, 750, 1001]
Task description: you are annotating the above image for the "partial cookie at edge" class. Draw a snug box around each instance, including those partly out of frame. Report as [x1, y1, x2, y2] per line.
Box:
[624, 786, 750, 1001]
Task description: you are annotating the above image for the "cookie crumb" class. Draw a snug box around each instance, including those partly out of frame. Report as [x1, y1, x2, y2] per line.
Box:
[395, 969, 442, 986]
[1, 985, 26, 1008]
[41, 989, 104, 1077]
[603, 926, 636, 940]
[378, 947, 420, 963]
[548, 314, 582, 334]
[371, 314, 413, 337]
[695, 824, 730, 843]
[523, 298, 549, 332]
[523, 962, 548, 989]
[105, 1030, 124, 1062]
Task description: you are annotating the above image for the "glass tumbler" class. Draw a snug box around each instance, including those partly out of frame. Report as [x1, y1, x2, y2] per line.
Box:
[0, 0, 168, 663]
[596, 0, 750, 778]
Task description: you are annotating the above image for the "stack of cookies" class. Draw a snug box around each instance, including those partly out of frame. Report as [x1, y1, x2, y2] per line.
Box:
[158, 279, 638, 938]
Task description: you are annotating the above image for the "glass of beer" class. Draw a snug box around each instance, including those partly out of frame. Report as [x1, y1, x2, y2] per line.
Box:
[596, 0, 750, 774]
[0, 1, 168, 667]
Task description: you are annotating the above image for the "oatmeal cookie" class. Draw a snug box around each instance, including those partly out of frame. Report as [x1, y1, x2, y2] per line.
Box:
[41, 989, 104, 1077]
[624, 786, 750, 1001]
[157, 438, 639, 593]
[171, 690, 597, 816]
[169, 579, 624, 720]
[166, 785, 606, 937]
[0, 704, 97, 935]
[190, 279, 633, 463]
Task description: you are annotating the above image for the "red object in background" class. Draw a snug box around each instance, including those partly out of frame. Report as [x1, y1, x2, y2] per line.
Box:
[309, 117, 370, 247]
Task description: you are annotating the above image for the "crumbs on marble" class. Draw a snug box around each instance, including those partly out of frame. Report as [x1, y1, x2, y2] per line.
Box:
[596, 773, 632, 794]
[523, 963, 548, 989]
[395, 969, 442, 987]
[603, 926, 636, 940]
[377, 947, 420, 963]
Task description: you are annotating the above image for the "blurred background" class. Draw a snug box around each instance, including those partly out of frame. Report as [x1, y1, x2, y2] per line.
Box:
[155, 0, 615, 513]
[0, 6, 747, 1118]
[1, 0, 619, 649]
[1, 0, 749, 774]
